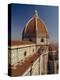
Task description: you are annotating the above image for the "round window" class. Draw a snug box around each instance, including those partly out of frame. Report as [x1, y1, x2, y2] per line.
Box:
[41, 38, 44, 42]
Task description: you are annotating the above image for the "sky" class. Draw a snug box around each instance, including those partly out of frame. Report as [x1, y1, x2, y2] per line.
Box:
[10, 4, 58, 43]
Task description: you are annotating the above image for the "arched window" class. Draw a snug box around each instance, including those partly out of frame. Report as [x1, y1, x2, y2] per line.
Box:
[33, 48, 34, 52]
[24, 51, 27, 56]
[41, 38, 44, 42]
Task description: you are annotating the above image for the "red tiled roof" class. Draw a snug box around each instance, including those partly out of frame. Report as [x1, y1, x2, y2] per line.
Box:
[23, 15, 48, 37]
[26, 17, 36, 33]
[8, 40, 33, 46]
[37, 18, 48, 35]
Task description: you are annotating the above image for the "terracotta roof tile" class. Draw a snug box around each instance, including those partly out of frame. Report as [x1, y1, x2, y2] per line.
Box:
[23, 15, 48, 37]
[8, 40, 33, 46]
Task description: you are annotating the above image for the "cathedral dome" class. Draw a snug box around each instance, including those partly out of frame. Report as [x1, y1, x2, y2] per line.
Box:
[22, 10, 48, 40]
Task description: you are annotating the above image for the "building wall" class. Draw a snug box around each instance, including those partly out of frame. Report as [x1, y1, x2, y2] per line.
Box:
[11, 49, 18, 65]
[8, 39, 49, 76]
[39, 54, 44, 74]
[36, 37, 49, 45]
[48, 50, 58, 74]
[43, 53, 48, 74]
[30, 45, 36, 55]
[54, 60, 58, 74]
[8, 44, 36, 66]
[18, 47, 30, 62]
[32, 58, 39, 75]
[36, 45, 48, 74]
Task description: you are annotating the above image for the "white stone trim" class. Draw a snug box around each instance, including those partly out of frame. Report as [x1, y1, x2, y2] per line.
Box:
[8, 44, 36, 49]
[25, 16, 34, 33]
[22, 67, 31, 76]
[49, 50, 57, 53]
[40, 18, 49, 36]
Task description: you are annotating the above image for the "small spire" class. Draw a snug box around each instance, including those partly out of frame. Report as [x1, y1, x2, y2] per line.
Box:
[35, 10, 38, 17]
